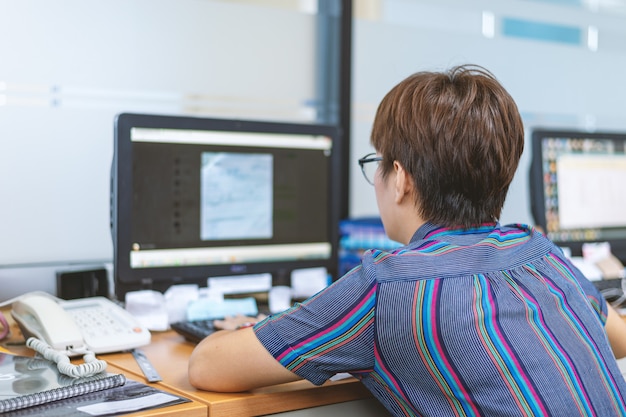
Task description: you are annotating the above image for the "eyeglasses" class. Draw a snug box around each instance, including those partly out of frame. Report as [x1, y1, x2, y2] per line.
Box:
[358, 153, 383, 185]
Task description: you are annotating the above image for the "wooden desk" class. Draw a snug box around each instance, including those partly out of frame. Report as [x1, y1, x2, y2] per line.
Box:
[96, 363, 207, 417]
[103, 330, 373, 417]
[1, 305, 377, 417]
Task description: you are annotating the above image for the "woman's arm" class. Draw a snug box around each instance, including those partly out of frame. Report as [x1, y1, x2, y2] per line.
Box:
[605, 303, 626, 359]
[188, 327, 301, 392]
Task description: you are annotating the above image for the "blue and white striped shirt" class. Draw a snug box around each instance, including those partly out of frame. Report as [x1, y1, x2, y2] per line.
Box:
[255, 223, 626, 416]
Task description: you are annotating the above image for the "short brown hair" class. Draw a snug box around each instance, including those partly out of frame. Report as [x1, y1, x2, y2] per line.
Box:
[371, 64, 524, 228]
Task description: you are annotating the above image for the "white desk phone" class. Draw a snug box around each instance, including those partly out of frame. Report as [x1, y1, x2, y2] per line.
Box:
[11, 292, 151, 356]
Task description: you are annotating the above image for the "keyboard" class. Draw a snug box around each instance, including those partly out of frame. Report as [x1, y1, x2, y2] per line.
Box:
[171, 319, 217, 343]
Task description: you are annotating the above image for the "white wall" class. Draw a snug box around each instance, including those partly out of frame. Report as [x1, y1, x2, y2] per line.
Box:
[350, 0, 626, 228]
[3, 0, 626, 301]
[0, 0, 319, 301]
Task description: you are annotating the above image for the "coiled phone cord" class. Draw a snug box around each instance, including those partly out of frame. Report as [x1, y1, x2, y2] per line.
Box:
[26, 337, 108, 378]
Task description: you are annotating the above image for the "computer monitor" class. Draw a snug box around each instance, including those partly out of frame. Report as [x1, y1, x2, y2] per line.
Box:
[529, 129, 626, 264]
[111, 113, 341, 300]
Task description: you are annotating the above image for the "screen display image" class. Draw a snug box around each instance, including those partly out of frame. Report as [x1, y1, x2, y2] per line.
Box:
[112, 114, 340, 299]
[200, 152, 273, 241]
[529, 129, 626, 264]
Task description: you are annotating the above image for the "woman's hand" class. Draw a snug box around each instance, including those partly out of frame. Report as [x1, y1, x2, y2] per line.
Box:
[213, 313, 267, 330]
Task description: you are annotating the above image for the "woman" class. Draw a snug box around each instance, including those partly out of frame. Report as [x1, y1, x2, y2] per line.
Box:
[189, 64, 626, 416]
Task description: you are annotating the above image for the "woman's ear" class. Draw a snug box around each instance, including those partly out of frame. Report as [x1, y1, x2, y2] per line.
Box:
[393, 161, 413, 204]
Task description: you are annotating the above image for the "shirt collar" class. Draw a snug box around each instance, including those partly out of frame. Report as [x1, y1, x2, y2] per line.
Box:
[409, 222, 499, 244]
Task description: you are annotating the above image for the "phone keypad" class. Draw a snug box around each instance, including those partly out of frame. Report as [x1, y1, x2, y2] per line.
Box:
[61, 297, 150, 354]
[71, 307, 120, 338]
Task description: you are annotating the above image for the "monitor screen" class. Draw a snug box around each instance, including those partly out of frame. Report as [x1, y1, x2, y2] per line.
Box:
[529, 129, 626, 263]
[111, 113, 341, 299]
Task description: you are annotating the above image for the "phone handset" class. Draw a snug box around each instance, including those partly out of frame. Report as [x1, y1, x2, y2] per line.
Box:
[11, 293, 84, 351]
[11, 293, 107, 377]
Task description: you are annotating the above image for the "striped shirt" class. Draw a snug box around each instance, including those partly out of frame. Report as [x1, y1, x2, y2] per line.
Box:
[254, 223, 626, 416]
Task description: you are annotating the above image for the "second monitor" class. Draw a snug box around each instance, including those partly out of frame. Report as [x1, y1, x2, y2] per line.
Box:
[529, 128, 626, 265]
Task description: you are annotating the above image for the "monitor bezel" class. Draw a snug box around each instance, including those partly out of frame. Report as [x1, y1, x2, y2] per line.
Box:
[111, 113, 342, 299]
[529, 128, 626, 264]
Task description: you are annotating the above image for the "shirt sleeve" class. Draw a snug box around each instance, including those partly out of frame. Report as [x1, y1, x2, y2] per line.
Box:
[566, 256, 609, 324]
[253, 265, 378, 385]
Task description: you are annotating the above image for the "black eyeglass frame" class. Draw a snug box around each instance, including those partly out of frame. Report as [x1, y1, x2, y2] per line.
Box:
[358, 152, 383, 185]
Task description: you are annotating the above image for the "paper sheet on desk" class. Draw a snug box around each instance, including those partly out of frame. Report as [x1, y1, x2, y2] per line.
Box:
[125, 290, 170, 331]
[78, 392, 179, 416]
[330, 373, 352, 381]
[186, 297, 258, 321]
[570, 257, 603, 281]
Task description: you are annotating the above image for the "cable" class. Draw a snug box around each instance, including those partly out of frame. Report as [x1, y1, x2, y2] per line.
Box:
[25, 337, 108, 378]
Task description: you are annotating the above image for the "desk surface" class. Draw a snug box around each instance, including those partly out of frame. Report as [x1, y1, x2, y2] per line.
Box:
[104, 330, 372, 417]
[1, 308, 372, 417]
[96, 363, 208, 417]
[4, 299, 626, 416]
